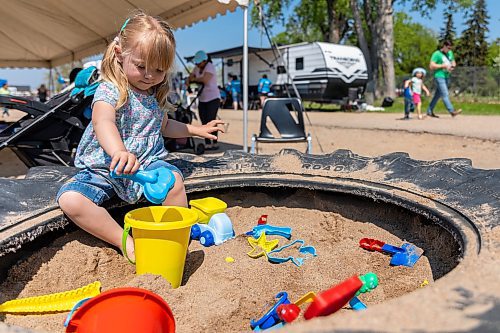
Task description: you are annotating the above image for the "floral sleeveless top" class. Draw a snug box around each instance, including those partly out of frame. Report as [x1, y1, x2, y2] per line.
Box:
[75, 81, 168, 203]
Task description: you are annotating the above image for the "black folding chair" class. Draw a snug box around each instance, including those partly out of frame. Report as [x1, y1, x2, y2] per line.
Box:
[250, 97, 312, 154]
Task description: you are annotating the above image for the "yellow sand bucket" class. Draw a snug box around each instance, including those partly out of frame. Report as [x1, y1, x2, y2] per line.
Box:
[122, 206, 198, 288]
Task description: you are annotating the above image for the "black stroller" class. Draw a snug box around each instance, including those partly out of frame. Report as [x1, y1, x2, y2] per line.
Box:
[0, 66, 99, 167]
[164, 86, 205, 155]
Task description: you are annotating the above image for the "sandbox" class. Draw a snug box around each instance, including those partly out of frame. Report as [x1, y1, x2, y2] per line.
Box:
[0, 150, 498, 332]
[0, 187, 463, 332]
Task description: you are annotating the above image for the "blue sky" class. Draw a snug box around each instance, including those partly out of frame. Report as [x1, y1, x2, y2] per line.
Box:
[1, 0, 498, 89]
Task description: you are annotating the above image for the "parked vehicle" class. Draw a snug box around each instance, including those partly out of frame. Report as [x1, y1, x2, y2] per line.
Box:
[190, 42, 368, 106]
[276, 42, 368, 105]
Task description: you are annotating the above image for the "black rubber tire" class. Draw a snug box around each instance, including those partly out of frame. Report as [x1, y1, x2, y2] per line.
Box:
[0, 149, 498, 332]
[195, 143, 205, 155]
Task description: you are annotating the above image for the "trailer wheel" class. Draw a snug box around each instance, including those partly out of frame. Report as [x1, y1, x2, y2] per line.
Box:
[195, 143, 205, 155]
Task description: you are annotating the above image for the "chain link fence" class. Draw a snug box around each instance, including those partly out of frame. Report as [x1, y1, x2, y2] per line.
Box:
[396, 66, 500, 101]
[446, 66, 499, 100]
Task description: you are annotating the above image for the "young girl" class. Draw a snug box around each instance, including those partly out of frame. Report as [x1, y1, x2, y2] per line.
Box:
[402, 78, 414, 119]
[411, 68, 430, 119]
[57, 12, 223, 261]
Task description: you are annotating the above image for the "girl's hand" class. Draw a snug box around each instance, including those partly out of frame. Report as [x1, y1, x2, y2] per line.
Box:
[110, 150, 140, 175]
[193, 120, 225, 140]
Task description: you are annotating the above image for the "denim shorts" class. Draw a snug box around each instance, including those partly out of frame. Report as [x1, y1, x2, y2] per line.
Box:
[56, 160, 183, 206]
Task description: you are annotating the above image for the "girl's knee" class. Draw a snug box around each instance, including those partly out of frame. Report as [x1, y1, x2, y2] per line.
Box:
[58, 191, 91, 216]
[171, 173, 185, 194]
[163, 172, 187, 207]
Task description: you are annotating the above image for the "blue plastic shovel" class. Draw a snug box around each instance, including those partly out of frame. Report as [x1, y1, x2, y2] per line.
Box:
[359, 238, 423, 267]
[110, 167, 175, 204]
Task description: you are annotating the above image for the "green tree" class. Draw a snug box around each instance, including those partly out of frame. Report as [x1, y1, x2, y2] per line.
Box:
[272, 14, 323, 45]
[438, 5, 456, 45]
[456, 0, 489, 67]
[252, 0, 351, 44]
[486, 38, 500, 68]
[394, 12, 437, 76]
[252, 0, 472, 100]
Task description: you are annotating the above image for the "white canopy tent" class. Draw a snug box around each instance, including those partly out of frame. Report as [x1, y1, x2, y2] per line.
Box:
[0, 0, 241, 68]
[0, 0, 251, 150]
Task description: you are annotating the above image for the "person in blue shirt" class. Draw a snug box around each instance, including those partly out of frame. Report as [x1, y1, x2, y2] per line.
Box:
[257, 74, 272, 109]
[218, 85, 227, 108]
[228, 75, 241, 110]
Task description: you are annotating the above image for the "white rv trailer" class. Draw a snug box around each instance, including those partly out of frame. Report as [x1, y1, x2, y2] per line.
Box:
[188, 42, 368, 104]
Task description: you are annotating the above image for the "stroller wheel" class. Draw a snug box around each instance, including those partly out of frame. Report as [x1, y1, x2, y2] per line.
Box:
[70, 94, 82, 104]
[195, 143, 205, 155]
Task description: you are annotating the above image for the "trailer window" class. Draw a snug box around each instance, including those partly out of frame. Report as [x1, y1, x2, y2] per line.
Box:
[295, 57, 304, 70]
[277, 65, 287, 74]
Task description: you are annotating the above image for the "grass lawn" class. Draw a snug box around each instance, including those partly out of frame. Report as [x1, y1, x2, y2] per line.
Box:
[304, 97, 500, 115]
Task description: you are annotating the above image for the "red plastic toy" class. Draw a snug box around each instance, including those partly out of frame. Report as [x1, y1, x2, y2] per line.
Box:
[277, 303, 301, 323]
[65, 287, 175, 333]
[304, 275, 363, 320]
[257, 215, 268, 225]
[359, 238, 385, 252]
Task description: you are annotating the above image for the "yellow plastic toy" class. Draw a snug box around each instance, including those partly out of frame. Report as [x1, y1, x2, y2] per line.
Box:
[122, 197, 232, 288]
[247, 233, 280, 258]
[123, 206, 198, 289]
[189, 197, 227, 224]
[0, 281, 101, 313]
[294, 291, 316, 307]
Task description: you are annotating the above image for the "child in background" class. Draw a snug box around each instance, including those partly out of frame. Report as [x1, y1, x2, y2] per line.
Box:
[57, 12, 223, 261]
[403, 78, 414, 120]
[411, 68, 430, 120]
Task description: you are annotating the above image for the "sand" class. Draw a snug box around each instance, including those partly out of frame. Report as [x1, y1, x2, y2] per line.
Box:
[1, 189, 445, 333]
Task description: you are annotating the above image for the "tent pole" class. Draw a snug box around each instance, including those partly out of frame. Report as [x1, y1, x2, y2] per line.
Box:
[49, 69, 53, 96]
[242, 5, 249, 152]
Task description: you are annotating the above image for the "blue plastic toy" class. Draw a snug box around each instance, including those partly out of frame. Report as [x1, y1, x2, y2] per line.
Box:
[245, 225, 292, 240]
[110, 167, 175, 204]
[250, 292, 291, 330]
[190, 213, 235, 247]
[388, 243, 423, 267]
[359, 238, 423, 267]
[348, 296, 367, 310]
[253, 322, 285, 331]
[267, 239, 317, 267]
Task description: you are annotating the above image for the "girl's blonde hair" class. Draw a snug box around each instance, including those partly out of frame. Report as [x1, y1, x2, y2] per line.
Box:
[101, 11, 176, 110]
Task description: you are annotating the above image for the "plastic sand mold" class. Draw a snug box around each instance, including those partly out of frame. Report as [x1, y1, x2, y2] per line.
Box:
[247, 233, 279, 258]
[267, 239, 317, 267]
[0, 281, 101, 313]
[245, 225, 292, 240]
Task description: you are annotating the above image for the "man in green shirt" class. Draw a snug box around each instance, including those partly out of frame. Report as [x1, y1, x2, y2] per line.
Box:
[427, 40, 462, 118]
